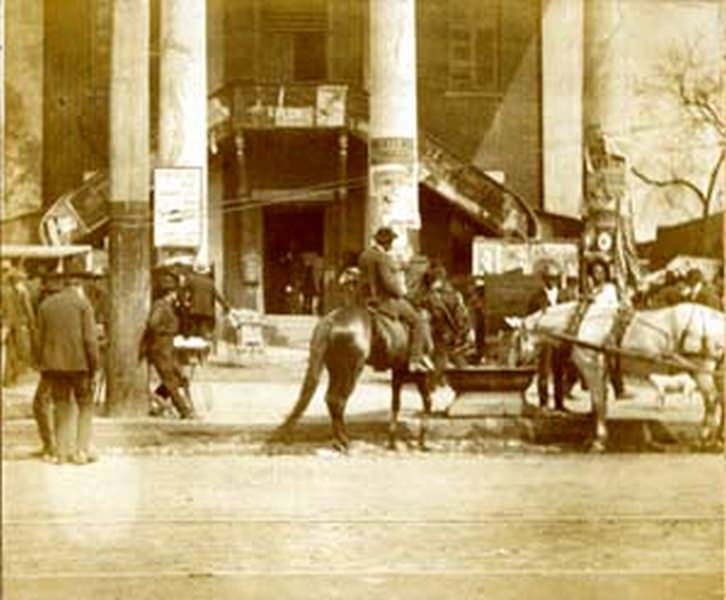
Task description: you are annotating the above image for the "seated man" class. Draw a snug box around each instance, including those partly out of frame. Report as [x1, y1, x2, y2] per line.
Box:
[358, 226, 433, 372]
[421, 265, 470, 369]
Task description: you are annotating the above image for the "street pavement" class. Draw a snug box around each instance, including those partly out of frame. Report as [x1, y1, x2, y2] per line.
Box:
[1, 341, 713, 455]
[2, 452, 724, 599]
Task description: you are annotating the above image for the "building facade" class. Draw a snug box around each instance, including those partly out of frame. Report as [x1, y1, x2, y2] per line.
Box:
[3, 0, 723, 313]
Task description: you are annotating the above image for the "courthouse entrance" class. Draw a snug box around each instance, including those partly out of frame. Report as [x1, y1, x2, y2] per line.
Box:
[263, 205, 325, 314]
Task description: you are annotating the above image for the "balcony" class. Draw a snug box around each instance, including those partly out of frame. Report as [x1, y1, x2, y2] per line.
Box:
[209, 80, 354, 132]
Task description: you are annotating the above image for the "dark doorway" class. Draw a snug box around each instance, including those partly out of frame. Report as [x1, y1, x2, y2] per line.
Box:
[264, 205, 325, 314]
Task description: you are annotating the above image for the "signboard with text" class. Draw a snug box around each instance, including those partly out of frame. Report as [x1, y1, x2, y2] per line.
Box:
[473, 238, 579, 277]
[153, 167, 202, 248]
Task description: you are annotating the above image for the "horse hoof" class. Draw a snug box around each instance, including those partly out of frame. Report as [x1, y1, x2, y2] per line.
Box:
[418, 442, 431, 453]
[589, 439, 608, 453]
[387, 439, 399, 452]
[332, 440, 349, 453]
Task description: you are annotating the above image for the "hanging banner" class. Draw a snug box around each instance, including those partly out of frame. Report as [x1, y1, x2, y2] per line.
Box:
[153, 167, 202, 248]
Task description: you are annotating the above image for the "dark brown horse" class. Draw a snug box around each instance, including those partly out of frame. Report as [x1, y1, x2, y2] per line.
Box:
[272, 304, 438, 451]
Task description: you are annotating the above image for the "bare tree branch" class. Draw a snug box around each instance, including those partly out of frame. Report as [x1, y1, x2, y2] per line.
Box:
[631, 166, 708, 207]
[704, 149, 726, 212]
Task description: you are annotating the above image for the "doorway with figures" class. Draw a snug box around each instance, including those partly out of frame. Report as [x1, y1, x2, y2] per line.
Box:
[263, 205, 325, 315]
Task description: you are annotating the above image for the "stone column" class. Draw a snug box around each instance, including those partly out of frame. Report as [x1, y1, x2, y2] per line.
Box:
[235, 133, 264, 312]
[583, 0, 636, 290]
[367, 0, 420, 260]
[158, 0, 208, 262]
[540, 0, 583, 218]
[107, 0, 151, 416]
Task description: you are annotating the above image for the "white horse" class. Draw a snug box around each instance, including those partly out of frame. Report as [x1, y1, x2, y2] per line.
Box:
[507, 302, 724, 451]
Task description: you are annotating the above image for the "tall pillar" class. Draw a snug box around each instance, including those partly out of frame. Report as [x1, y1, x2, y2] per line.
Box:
[540, 0, 583, 218]
[583, 1, 637, 290]
[236, 133, 264, 312]
[158, 0, 208, 262]
[367, 0, 420, 260]
[108, 0, 151, 416]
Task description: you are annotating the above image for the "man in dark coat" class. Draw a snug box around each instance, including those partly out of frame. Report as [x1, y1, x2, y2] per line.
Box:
[37, 272, 100, 464]
[358, 226, 433, 372]
[528, 263, 569, 412]
[468, 276, 488, 363]
[145, 274, 197, 419]
[184, 263, 230, 340]
[683, 268, 721, 310]
[31, 272, 65, 460]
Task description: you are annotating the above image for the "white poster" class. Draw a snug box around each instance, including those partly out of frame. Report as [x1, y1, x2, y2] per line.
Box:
[371, 165, 420, 229]
[154, 167, 202, 248]
[315, 85, 347, 127]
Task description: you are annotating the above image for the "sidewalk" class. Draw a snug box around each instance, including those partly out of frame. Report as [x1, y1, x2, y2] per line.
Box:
[2, 343, 710, 457]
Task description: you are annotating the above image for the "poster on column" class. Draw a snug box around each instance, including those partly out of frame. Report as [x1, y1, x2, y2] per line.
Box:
[153, 167, 202, 248]
[370, 165, 420, 229]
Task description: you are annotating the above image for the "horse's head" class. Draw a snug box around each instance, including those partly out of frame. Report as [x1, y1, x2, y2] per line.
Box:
[504, 316, 540, 366]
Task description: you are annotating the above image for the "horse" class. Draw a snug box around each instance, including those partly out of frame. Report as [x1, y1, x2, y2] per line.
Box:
[506, 302, 724, 452]
[271, 304, 438, 452]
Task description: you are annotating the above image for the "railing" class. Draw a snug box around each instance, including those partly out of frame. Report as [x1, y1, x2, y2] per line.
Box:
[208, 79, 353, 131]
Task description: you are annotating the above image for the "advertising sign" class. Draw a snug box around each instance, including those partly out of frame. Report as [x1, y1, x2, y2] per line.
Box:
[315, 85, 347, 127]
[153, 167, 202, 248]
[473, 237, 579, 277]
[370, 165, 420, 229]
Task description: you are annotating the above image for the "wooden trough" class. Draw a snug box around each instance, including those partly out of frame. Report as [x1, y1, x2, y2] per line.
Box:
[445, 365, 536, 417]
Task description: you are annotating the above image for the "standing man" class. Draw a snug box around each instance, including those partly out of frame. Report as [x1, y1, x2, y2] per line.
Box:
[144, 273, 197, 419]
[682, 268, 721, 310]
[358, 226, 433, 372]
[37, 272, 100, 465]
[468, 276, 488, 364]
[184, 261, 230, 341]
[528, 263, 567, 412]
[31, 272, 65, 461]
[587, 259, 631, 400]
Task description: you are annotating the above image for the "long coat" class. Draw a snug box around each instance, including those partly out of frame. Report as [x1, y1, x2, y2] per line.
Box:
[37, 286, 100, 374]
[358, 244, 406, 313]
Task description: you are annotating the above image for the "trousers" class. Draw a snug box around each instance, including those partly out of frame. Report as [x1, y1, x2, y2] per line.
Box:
[44, 371, 93, 460]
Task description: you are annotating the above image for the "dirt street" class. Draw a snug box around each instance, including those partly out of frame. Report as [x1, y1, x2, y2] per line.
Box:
[3, 452, 724, 599]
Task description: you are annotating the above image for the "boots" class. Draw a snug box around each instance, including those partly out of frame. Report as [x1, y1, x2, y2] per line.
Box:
[170, 386, 197, 420]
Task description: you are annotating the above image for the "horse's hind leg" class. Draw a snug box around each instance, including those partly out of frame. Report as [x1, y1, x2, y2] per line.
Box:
[389, 371, 403, 450]
[326, 361, 364, 452]
[415, 373, 433, 451]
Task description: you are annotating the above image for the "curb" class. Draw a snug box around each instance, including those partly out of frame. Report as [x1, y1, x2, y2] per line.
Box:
[2, 412, 706, 459]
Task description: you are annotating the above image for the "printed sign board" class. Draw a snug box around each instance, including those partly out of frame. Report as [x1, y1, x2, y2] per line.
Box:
[473, 237, 579, 277]
[153, 167, 202, 248]
[315, 85, 347, 127]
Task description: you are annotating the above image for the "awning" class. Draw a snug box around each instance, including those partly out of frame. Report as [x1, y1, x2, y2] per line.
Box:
[348, 123, 540, 239]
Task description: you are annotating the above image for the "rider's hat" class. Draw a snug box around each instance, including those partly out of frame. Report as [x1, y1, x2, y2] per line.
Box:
[374, 226, 397, 244]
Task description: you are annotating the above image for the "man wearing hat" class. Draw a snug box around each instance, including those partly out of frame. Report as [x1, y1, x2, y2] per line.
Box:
[143, 273, 197, 419]
[468, 275, 488, 363]
[37, 269, 100, 464]
[358, 226, 433, 372]
[683, 268, 721, 310]
[528, 262, 568, 412]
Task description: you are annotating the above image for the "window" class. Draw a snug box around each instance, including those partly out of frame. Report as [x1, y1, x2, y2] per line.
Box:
[293, 32, 327, 82]
[447, 0, 499, 93]
[261, 0, 328, 83]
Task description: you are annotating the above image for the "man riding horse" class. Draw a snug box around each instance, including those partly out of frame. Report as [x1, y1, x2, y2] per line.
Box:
[358, 226, 434, 373]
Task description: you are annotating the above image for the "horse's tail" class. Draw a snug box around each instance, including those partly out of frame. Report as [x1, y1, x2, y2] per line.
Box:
[278, 314, 333, 432]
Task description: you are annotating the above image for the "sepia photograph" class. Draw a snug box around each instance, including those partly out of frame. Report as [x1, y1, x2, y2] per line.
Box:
[1, 0, 724, 598]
